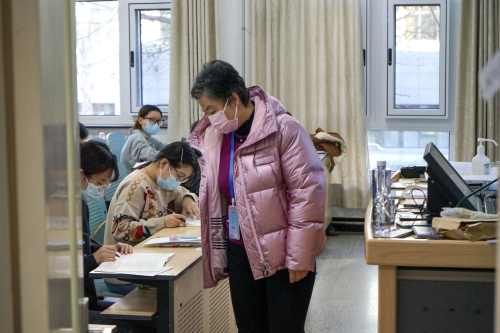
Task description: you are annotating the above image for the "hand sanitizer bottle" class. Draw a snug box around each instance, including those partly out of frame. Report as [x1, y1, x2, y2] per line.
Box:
[472, 138, 498, 175]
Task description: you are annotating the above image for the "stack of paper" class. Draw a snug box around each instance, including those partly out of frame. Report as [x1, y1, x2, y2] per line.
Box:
[143, 236, 202, 247]
[183, 213, 201, 227]
[92, 253, 175, 276]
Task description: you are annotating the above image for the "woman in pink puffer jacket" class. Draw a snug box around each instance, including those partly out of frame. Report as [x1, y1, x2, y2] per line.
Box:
[188, 60, 327, 333]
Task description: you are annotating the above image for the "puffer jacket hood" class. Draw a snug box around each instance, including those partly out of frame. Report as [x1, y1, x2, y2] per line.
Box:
[189, 86, 327, 288]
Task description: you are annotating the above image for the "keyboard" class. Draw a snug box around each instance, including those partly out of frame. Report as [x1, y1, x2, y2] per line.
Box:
[484, 197, 497, 215]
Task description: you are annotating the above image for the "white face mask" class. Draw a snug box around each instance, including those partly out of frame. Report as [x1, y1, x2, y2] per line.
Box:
[81, 177, 105, 202]
[208, 99, 238, 134]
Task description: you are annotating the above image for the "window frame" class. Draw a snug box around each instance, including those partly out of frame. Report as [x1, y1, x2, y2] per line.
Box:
[128, 2, 172, 113]
[364, 0, 457, 161]
[77, 0, 171, 126]
[387, 0, 447, 117]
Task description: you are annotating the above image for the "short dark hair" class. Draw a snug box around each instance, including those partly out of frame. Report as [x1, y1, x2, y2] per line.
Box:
[132, 105, 162, 130]
[191, 60, 250, 106]
[79, 122, 89, 141]
[153, 142, 199, 187]
[80, 141, 119, 182]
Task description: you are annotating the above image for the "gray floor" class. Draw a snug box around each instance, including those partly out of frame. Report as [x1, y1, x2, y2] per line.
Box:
[305, 235, 378, 333]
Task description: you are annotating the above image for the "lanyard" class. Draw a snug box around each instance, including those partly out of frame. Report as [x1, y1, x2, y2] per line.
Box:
[229, 132, 235, 199]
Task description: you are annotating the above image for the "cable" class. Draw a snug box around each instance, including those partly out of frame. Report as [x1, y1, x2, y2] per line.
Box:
[455, 178, 499, 208]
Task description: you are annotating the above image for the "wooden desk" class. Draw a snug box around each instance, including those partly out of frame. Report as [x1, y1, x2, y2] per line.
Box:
[88, 324, 116, 333]
[364, 204, 496, 333]
[90, 227, 237, 333]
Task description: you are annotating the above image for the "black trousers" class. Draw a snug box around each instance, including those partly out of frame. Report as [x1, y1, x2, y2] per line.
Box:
[227, 241, 316, 333]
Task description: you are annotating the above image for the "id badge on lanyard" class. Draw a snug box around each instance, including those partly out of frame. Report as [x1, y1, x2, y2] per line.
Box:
[228, 132, 240, 240]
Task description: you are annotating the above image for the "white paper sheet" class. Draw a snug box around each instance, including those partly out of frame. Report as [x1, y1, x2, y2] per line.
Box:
[143, 236, 201, 246]
[95, 260, 165, 272]
[184, 213, 201, 227]
[117, 253, 175, 262]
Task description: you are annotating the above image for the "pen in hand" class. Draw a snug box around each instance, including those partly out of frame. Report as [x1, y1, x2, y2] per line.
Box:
[165, 207, 187, 223]
[90, 238, 122, 258]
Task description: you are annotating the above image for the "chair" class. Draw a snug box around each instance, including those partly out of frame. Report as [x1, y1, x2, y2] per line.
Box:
[86, 197, 123, 299]
[104, 161, 128, 203]
[89, 137, 107, 145]
[87, 196, 108, 245]
[106, 132, 127, 163]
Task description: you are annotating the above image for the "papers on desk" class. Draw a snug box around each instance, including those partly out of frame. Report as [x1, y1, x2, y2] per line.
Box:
[92, 253, 175, 276]
[143, 236, 202, 247]
[183, 213, 201, 227]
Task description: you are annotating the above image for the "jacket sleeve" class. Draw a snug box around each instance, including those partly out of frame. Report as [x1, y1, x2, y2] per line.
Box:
[130, 135, 161, 163]
[151, 137, 166, 151]
[279, 117, 326, 272]
[84, 254, 99, 273]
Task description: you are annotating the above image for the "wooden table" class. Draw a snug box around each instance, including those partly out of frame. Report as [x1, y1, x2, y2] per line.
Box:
[364, 204, 496, 333]
[88, 324, 116, 333]
[90, 227, 237, 333]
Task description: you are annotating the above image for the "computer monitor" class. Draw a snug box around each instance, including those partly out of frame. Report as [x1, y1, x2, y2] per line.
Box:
[423, 142, 482, 214]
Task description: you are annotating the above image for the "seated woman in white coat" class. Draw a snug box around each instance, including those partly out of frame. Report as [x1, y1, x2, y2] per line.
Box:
[120, 105, 166, 172]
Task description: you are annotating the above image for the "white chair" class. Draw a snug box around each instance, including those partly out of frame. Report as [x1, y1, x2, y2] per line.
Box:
[106, 132, 127, 162]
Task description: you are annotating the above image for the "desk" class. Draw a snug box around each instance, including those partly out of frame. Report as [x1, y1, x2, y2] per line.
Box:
[364, 204, 495, 333]
[90, 227, 237, 333]
[88, 324, 116, 333]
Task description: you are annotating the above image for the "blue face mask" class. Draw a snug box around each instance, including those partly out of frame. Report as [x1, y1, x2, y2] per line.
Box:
[81, 178, 105, 202]
[144, 122, 160, 136]
[157, 165, 182, 191]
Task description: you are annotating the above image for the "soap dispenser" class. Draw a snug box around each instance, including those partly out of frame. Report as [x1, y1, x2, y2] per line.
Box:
[472, 138, 498, 175]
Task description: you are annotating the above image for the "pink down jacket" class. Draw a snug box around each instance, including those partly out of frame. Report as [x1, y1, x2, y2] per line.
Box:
[188, 86, 327, 288]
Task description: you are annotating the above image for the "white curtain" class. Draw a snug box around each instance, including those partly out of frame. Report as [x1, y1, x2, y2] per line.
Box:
[249, 0, 369, 209]
[168, 0, 219, 142]
[455, 0, 500, 162]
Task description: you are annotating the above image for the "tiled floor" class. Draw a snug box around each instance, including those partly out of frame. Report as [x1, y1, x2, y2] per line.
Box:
[305, 235, 378, 333]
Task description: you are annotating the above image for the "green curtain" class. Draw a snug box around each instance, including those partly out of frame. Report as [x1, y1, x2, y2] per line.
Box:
[455, 0, 500, 161]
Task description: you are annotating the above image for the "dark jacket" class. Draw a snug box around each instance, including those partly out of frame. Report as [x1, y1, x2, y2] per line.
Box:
[82, 200, 100, 306]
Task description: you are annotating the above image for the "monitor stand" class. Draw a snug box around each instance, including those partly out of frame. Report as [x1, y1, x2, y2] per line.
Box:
[427, 177, 455, 216]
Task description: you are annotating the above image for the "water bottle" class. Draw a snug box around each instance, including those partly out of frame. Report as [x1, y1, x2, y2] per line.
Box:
[372, 161, 391, 237]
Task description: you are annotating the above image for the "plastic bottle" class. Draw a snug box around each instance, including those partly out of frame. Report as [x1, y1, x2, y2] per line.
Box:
[472, 138, 498, 175]
[373, 161, 391, 237]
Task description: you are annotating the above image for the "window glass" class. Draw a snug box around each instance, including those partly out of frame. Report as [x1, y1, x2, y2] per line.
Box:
[76, 2, 119, 116]
[368, 131, 450, 171]
[138, 9, 171, 106]
[394, 5, 441, 110]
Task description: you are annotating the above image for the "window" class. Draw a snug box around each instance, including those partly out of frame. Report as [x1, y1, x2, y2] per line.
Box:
[387, 0, 447, 116]
[368, 131, 450, 171]
[76, 1, 120, 116]
[129, 3, 171, 113]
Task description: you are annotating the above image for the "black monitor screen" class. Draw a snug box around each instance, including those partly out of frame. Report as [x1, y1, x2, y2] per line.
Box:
[423, 142, 480, 211]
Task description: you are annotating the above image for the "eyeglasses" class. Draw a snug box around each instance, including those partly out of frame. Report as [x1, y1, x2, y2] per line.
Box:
[172, 166, 189, 183]
[144, 117, 164, 126]
[89, 176, 112, 190]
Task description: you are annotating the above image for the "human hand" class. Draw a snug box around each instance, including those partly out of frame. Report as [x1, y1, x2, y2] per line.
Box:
[182, 196, 200, 220]
[93, 245, 117, 265]
[115, 242, 133, 255]
[163, 214, 187, 228]
[288, 269, 308, 283]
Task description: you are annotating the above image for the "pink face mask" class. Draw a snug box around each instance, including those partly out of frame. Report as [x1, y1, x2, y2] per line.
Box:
[208, 99, 238, 134]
